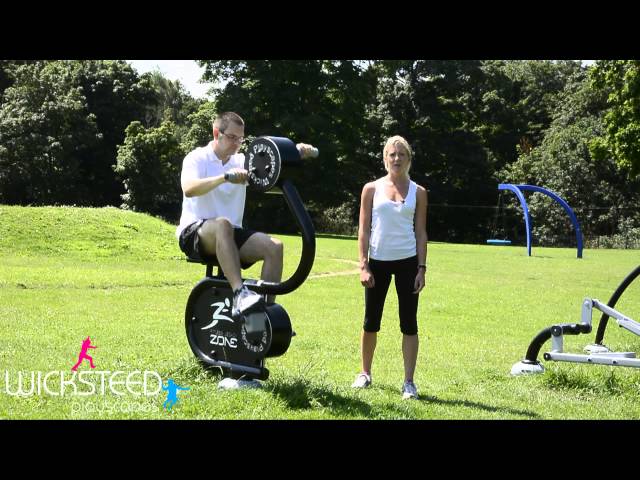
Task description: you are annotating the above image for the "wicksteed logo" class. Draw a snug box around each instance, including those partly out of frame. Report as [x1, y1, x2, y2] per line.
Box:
[1, 336, 190, 415]
[71, 336, 97, 371]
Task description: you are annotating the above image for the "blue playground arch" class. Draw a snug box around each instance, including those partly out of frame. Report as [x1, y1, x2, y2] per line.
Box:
[498, 184, 583, 258]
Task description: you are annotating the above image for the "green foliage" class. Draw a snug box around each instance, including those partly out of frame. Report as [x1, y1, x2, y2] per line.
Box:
[0, 61, 24, 100]
[501, 70, 640, 245]
[179, 100, 218, 153]
[140, 70, 204, 132]
[0, 60, 157, 206]
[66, 60, 159, 206]
[0, 62, 102, 205]
[115, 121, 185, 220]
[314, 200, 359, 236]
[590, 60, 640, 177]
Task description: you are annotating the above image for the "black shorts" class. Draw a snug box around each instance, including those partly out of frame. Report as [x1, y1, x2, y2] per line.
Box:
[178, 220, 258, 269]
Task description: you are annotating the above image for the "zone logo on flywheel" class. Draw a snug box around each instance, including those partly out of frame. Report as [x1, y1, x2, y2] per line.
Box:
[201, 299, 234, 330]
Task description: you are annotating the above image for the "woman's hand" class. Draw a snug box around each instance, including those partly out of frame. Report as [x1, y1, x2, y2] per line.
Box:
[413, 270, 426, 294]
[360, 266, 375, 288]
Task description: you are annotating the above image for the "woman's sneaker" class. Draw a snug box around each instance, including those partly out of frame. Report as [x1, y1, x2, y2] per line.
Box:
[232, 286, 264, 317]
[402, 381, 418, 399]
[351, 373, 372, 388]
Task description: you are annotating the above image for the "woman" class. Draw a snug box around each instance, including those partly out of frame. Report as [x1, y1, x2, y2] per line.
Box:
[352, 135, 428, 399]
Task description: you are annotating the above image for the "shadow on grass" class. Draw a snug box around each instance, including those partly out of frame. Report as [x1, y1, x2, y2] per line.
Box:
[267, 377, 372, 416]
[418, 394, 541, 419]
[373, 384, 540, 419]
[266, 378, 414, 419]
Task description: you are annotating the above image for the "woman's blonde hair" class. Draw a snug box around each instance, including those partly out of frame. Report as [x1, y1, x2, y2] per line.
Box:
[383, 135, 413, 173]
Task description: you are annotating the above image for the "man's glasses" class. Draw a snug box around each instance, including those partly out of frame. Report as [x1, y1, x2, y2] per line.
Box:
[220, 131, 245, 143]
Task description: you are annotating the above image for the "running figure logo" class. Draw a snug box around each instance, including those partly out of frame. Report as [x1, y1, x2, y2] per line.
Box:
[71, 336, 97, 371]
[162, 379, 190, 411]
[201, 298, 234, 330]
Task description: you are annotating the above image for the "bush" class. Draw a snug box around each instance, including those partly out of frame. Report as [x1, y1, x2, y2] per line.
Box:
[586, 217, 640, 249]
[314, 201, 358, 236]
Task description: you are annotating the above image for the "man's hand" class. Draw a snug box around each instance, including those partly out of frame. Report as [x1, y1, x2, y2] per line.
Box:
[296, 143, 319, 159]
[224, 168, 249, 184]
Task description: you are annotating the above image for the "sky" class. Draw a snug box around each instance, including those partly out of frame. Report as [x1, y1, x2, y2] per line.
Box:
[126, 60, 211, 99]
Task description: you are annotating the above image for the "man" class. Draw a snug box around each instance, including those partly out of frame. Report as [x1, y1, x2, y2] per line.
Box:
[176, 111, 313, 317]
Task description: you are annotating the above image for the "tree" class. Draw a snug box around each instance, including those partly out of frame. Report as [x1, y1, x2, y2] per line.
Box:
[179, 100, 218, 153]
[0, 61, 34, 103]
[0, 60, 163, 206]
[589, 60, 640, 177]
[66, 60, 158, 206]
[114, 120, 184, 220]
[0, 62, 102, 205]
[141, 70, 203, 131]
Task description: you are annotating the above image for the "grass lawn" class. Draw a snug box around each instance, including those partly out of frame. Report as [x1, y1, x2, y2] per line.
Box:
[1, 205, 639, 419]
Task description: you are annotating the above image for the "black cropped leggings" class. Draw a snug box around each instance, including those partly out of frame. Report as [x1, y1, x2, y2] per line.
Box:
[363, 255, 419, 335]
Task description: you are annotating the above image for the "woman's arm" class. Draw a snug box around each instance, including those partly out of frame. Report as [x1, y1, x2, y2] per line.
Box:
[358, 183, 376, 288]
[414, 185, 428, 293]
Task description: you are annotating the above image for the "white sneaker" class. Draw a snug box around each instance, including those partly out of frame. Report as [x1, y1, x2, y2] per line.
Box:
[351, 373, 371, 388]
[218, 377, 262, 390]
[402, 381, 418, 399]
[232, 286, 264, 317]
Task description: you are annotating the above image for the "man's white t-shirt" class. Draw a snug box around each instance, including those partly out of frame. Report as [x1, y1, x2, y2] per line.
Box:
[176, 142, 246, 239]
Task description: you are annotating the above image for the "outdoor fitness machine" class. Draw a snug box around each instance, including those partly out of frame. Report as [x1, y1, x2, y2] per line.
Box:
[511, 265, 640, 375]
[184, 136, 317, 384]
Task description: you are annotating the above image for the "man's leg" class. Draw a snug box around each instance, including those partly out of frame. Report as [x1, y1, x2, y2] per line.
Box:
[239, 233, 284, 304]
[197, 218, 243, 291]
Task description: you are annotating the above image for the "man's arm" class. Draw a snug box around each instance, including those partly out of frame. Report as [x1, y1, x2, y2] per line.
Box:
[182, 169, 248, 198]
[182, 175, 227, 198]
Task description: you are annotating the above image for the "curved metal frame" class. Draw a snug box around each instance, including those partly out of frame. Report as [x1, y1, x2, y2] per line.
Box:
[498, 183, 583, 258]
[594, 264, 640, 345]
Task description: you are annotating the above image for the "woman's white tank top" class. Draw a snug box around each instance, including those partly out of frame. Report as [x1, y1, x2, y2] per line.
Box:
[368, 178, 417, 261]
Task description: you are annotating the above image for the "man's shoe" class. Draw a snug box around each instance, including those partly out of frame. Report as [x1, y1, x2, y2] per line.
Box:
[232, 286, 264, 317]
